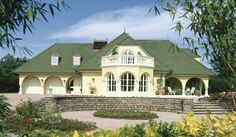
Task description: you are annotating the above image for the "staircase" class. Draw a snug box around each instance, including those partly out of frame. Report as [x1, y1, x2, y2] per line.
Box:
[193, 101, 229, 114]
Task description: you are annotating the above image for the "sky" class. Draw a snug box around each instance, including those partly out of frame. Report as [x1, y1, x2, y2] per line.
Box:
[0, 0, 211, 68]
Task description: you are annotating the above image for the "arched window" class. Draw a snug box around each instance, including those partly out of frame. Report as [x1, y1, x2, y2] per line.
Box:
[139, 74, 148, 92]
[107, 74, 116, 91]
[122, 50, 134, 64]
[121, 73, 135, 91]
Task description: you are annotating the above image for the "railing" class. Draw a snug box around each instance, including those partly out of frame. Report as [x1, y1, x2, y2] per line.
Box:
[101, 55, 154, 67]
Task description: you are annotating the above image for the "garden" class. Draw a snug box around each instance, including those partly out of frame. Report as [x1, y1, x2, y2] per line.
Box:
[0, 94, 236, 137]
[0, 96, 96, 137]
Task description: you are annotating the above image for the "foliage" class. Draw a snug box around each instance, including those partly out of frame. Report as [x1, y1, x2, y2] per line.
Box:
[152, 0, 236, 91]
[0, 0, 67, 53]
[18, 129, 67, 137]
[0, 132, 7, 137]
[93, 109, 158, 120]
[3, 111, 96, 133]
[16, 100, 39, 119]
[209, 76, 232, 93]
[0, 54, 28, 92]
[0, 96, 10, 135]
[0, 96, 11, 119]
[3, 111, 236, 137]
[80, 112, 236, 137]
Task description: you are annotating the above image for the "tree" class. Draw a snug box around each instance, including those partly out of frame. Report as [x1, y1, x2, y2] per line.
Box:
[0, 0, 66, 54]
[152, 0, 236, 91]
[0, 54, 28, 92]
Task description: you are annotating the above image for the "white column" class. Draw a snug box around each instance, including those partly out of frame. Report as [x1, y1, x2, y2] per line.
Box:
[180, 79, 188, 96]
[19, 85, 23, 94]
[19, 76, 25, 94]
[203, 79, 209, 97]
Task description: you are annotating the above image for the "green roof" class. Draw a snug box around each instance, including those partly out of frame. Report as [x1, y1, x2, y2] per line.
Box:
[15, 33, 213, 76]
[14, 43, 96, 73]
[182, 48, 200, 58]
[137, 40, 212, 75]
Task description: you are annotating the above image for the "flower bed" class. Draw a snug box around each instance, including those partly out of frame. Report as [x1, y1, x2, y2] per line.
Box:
[13, 112, 236, 137]
[3, 113, 96, 133]
[2, 100, 96, 134]
[93, 109, 158, 120]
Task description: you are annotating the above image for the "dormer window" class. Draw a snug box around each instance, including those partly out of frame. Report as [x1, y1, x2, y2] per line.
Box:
[73, 53, 81, 65]
[51, 53, 60, 65]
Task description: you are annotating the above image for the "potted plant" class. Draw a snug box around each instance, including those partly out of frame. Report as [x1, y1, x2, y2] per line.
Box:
[89, 86, 96, 94]
[155, 78, 165, 95]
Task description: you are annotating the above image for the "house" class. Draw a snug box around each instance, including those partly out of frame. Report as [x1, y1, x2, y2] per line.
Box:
[14, 33, 213, 97]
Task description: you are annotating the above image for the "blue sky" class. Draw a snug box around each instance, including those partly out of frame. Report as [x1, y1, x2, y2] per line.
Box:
[0, 0, 211, 67]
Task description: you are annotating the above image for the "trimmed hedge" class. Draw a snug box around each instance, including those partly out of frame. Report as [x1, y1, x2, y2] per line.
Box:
[93, 110, 158, 120]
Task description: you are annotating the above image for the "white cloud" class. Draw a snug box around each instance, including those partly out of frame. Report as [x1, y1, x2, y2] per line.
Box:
[49, 6, 191, 43]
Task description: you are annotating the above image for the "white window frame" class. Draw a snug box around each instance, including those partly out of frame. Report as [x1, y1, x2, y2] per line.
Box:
[121, 50, 135, 64]
[73, 56, 81, 65]
[139, 74, 148, 92]
[120, 73, 135, 92]
[51, 56, 59, 65]
[106, 74, 116, 91]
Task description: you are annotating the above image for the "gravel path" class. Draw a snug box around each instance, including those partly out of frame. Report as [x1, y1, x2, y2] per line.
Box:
[61, 111, 211, 130]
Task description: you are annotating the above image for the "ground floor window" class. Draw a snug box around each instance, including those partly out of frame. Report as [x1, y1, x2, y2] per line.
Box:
[139, 74, 148, 92]
[107, 73, 116, 91]
[121, 73, 135, 91]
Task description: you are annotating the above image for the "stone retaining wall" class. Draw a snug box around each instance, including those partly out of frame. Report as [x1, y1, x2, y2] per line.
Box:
[38, 96, 193, 113]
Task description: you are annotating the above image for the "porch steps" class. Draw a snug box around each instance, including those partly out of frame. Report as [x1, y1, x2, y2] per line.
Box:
[193, 102, 229, 114]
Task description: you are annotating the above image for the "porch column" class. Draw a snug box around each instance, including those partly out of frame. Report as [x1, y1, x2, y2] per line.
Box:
[61, 78, 68, 94]
[19, 85, 23, 94]
[19, 76, 25, 94]
[180, 79, 188, 96]
[203, 79, 209, 97]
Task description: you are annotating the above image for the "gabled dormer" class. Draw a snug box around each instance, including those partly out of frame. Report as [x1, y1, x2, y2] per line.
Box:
[73, 53, 81, 66]
[51, 53, 60, 65]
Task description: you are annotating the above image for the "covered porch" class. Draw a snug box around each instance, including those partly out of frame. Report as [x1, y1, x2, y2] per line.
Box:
[164, 76, 209, 97]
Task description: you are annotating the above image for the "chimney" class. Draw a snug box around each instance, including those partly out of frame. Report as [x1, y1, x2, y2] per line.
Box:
[93, 40, 107, 49]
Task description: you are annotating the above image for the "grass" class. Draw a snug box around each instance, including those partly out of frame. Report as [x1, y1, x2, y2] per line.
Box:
[93, 109, 158, 120]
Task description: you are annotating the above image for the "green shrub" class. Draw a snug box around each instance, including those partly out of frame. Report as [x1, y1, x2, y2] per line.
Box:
[3, 112, 96, 133]
[91, 112, 236, 137]
[94, 109, 158, 120]
[16, 100, 39, 119]
[0, 96, 11, 119]
[18, 129, 67, 137]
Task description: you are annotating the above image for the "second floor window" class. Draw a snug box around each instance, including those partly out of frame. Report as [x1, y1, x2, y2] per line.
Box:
[122, 50, 134, 64]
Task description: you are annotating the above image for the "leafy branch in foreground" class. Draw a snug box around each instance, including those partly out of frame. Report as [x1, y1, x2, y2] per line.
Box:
[0, 0, 68, 54]
[151, 0, 236, 91]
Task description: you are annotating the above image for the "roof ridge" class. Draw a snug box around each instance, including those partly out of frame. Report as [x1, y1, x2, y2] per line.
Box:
[117, 33, 138, 45]
[77, 33, 129, 70]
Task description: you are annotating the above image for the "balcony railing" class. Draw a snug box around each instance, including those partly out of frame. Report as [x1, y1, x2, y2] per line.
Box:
[101, 55, 154, 68]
